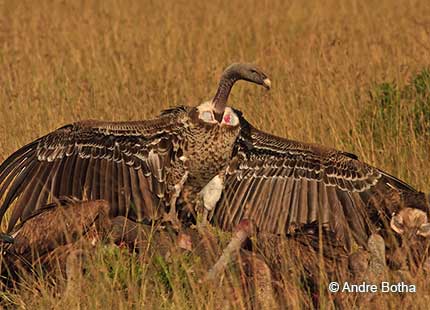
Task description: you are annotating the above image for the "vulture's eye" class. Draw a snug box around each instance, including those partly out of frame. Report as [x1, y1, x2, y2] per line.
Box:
[251, 69, 260, 77]
[201, 111, 214, 122]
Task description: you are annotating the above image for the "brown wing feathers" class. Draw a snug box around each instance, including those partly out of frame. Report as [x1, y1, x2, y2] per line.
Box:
[215, 167, 376, 247]
[0, 115, 186, 233]
[213, 117, 424, 248]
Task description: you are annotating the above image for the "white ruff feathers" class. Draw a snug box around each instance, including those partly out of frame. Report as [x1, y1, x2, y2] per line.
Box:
[200, 175, 224, 211]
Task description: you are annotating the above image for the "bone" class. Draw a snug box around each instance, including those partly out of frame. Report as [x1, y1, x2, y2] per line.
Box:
[204, 219, 253, 282]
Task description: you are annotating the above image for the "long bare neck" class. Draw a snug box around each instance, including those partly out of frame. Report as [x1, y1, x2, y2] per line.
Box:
[212, 71, 238, 114]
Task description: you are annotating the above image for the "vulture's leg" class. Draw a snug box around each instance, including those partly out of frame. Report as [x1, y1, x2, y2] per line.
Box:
[198, 172, 225, 227]
[163, 172, 189, 229]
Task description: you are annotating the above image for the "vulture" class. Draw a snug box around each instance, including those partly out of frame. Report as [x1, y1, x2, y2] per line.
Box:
[0, 63, 271, 232]
[0, 63, 428, 250]
[0, 200, 111, 267]
[0, 199, 112, 284]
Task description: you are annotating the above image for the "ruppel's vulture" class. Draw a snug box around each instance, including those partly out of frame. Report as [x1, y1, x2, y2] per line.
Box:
[0, 63, 428, 250]
[2, 199, 111, 262]
[0, 63, 271, 232]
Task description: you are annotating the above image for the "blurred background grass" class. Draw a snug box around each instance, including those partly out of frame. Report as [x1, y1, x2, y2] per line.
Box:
[1, 0, 429, 188]
[0, 0, 430, 307]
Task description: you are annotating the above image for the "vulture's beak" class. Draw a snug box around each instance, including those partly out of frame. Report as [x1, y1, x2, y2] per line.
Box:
[263, 78, 271, 90]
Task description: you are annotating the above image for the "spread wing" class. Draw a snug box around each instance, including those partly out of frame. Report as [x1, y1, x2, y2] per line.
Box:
[213, 114, 418, 248]
[0, 107, 189, 232]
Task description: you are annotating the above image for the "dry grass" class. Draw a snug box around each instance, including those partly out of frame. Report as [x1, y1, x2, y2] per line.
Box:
[0, 0, 430, 308]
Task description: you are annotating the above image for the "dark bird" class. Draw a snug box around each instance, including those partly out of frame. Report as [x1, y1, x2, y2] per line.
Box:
[5, 199, 111, 259]
[0, 63, 428, 250]
[0, 63, 271, 232]
[0, 199, 112, 284]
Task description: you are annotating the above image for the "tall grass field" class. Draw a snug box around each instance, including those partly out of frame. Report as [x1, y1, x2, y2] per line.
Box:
[0, 0, 429, 308]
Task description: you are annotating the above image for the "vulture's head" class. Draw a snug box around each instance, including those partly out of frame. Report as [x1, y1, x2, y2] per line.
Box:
[224, 63, 271, 90]
[389, 208, 430, 272]
[390, 208, 430, 239]
[195, 63, 270, 126]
